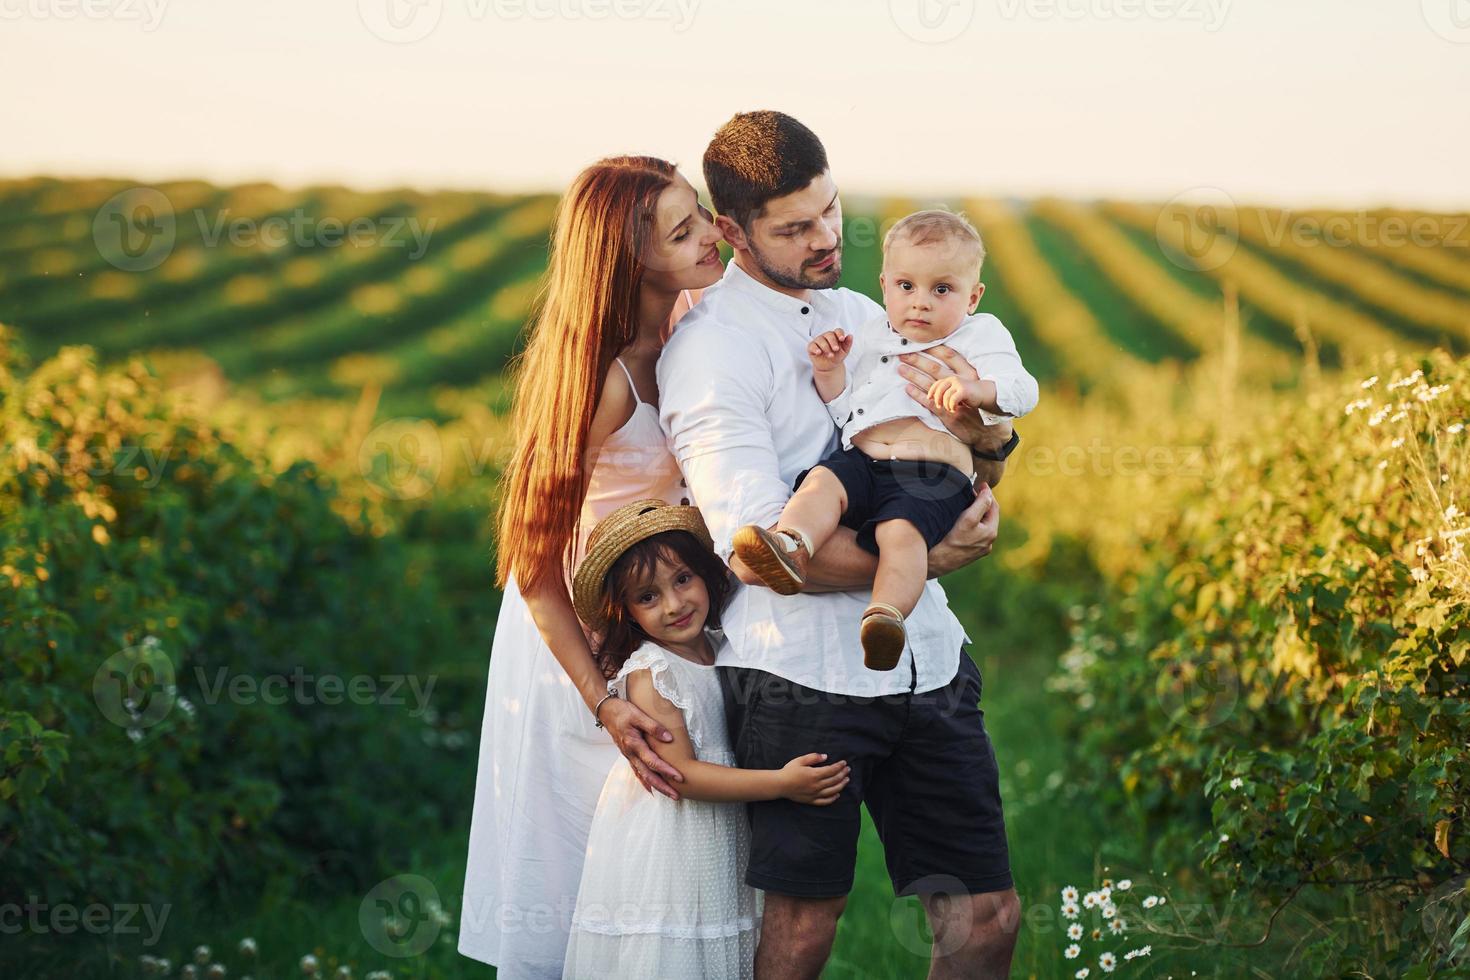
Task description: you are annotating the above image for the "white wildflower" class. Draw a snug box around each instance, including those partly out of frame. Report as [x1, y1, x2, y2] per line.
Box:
[1143, 895, 1160, 909]
[1360, 375, 1378, 389]
[1102, 902, 1118, 919]
[1390, 436, 1405, 448]
[1412, 567, 1429, 583]
[1076, 970, 1091, 980]
[1083, 891, 1100, 909]
[1062, 902, 1081, 919]
[1069, 923, 1084, 940]
[1116, 879, 1131, 891]
[1377, 460, 1388, 470]
[1062, 885, 1080, 904]
[238, 938, 257, 957]
[1229, 776, 1243, 789]
[1066, 943, 1082, 959]
[1100, 951, 1118, 972]
[1109, 917, 1126, 934]
[1447, 505, 1460, 522]
[300, 955, 319, 976]
[1448, 423, 1465, 435]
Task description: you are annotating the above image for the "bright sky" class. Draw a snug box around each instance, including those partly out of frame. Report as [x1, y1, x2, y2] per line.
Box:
[3, 0, 1468, 209]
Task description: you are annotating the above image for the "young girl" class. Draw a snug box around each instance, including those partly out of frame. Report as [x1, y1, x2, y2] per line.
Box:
[564, 498, 851, 979]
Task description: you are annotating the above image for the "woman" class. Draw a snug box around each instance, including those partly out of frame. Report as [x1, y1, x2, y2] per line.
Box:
[459, 156, 725, 978]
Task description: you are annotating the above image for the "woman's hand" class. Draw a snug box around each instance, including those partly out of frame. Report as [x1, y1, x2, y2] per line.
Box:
[778, 752, 851, 806]
[926, 482, 1000, 577]
[601, 697, 687, 801]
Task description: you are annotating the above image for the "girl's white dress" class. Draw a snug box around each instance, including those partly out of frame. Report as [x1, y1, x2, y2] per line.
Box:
[562, 634, 763, 979]
[459, 350, 691, 978]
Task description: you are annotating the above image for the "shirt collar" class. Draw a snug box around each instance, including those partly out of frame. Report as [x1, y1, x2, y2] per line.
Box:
[721, 258, 831, 326]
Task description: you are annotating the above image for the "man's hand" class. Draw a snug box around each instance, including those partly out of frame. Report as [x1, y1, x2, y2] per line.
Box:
[900, 345, 1014, 487]
[808, 329, 853, 376]
[926, 482, 1000, 578]
[898, 345, 993, 445]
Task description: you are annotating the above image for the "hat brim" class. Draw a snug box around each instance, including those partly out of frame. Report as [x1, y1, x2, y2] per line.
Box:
[571, 498, 713, 631]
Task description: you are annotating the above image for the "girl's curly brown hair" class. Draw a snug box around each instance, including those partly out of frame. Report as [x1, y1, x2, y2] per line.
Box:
[590, 529, 733, 680]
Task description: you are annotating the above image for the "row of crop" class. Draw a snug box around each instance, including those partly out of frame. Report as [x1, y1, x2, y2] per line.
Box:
[1234, 206, 1470, 346]
[966, 198, 1147, 389]
[10, 191, 351, 334]
[84, 196, 500, 358]
[1023, 206, 1200, 363]
[1033, 198, 1300, 383]
[217, 196, 557, 392]
[1108, 200, 1402, 369]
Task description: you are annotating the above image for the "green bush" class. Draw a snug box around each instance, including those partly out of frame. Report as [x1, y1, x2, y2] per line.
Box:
[1050, 348, 1470, 976]
[0, 329, 482, 943]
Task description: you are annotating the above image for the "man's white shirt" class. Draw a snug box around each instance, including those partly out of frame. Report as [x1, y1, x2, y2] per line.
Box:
[823, 311, 1039, 451]
[657, 260, 972, 697]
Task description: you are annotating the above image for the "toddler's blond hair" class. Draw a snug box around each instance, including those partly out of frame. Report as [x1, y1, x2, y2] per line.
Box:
[882, 209, 985, 278]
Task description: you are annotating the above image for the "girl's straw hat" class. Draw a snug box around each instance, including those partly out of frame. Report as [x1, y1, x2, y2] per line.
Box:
[571, 498, 713, 631]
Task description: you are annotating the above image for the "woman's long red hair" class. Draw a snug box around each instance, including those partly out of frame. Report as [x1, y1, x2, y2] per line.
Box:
[494, 156, 677, 594]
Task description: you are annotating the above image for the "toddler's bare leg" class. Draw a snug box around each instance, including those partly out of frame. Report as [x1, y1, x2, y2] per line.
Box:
[777, 465, 847, 556]
[732, 467, 849, 595]
[871, 519, 927, 618]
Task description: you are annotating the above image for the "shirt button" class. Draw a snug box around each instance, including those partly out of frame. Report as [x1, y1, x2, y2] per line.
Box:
[900, 339, 909, 346]
[881, 356, 889, 363]
[801, 306, 810, 314]
[680, 497, 690, 505]
[679, 478, 686, 487]
[857, 408, 864, 415]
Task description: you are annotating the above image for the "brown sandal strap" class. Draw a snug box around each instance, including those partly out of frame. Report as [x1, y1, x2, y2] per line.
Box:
[862, 602, 904, 621]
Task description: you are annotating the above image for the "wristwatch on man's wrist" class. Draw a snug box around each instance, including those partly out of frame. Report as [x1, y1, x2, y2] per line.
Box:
[972, 427, 1020, 462]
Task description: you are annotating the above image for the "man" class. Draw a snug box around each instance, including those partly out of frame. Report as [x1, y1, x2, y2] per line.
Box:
[657, 110, 1022, 978]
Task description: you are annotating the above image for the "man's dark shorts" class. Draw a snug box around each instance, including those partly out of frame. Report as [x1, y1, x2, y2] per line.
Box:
[717, 648, 1013, 899]
[794, 444, 978, 556]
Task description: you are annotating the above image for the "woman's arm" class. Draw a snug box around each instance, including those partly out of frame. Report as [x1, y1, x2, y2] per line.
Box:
[513, 359, 689, 800]
[625, 670, 848, 804]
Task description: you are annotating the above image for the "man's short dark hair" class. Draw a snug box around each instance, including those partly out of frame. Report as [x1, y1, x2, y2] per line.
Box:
[702, 110, 829, 230]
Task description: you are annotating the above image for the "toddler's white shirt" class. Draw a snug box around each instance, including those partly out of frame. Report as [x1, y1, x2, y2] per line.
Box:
[823, 312, 1039, 451]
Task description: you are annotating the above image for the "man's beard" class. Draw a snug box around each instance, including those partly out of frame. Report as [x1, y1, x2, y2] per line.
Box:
[748, 237, 843, 290]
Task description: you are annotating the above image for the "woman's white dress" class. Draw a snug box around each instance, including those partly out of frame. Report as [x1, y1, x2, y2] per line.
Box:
[562, 635, 763, 980]
[459, 356, 690, 978]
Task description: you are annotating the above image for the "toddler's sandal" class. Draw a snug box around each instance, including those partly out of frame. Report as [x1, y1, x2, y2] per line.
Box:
[860, 602, 906, 671]
[732, 525, 807, 595]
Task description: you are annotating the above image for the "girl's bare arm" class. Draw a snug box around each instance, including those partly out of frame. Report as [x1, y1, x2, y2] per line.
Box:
[626, 670, 849, 805]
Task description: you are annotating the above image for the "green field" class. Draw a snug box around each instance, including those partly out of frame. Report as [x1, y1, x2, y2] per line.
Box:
[3, 175, 1467, 979]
